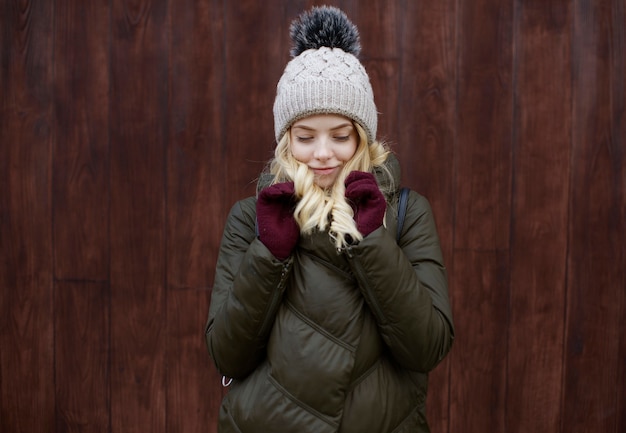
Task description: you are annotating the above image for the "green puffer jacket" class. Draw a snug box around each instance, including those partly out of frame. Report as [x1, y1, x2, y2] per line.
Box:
[205, 157, 454, 433]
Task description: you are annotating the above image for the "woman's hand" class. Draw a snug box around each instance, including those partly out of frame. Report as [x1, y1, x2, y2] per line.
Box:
[345, 171, 386, 237]
[256, 182, 299, 260]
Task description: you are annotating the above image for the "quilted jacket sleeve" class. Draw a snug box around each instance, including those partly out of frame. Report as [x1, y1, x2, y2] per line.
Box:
[344, 191, 454, 373]
[205, 198, 292, 379]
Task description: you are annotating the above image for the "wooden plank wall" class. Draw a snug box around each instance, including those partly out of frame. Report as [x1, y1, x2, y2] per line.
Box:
[1, 1, 624, 432]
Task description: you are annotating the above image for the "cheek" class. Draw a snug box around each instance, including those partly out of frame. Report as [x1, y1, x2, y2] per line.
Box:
[291, 142, 319, 164]
[338, 143, 358, 161]
[289, 143, 305, 162]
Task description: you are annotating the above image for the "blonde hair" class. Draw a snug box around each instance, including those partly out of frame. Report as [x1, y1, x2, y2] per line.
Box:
[268, 122, 392, 249]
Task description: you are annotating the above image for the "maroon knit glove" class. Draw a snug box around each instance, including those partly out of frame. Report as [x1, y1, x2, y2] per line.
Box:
[345, 171, 386, 237]
[256, 182, 299, 260]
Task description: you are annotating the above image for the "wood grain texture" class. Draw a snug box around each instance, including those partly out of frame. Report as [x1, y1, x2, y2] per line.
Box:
[166, 4, 228, 424]
[397, 1, 457, 431]
[0, 1, 55, 432]
[53, 0, 110, 280]
[449, 251, 509, 432]
[54, 282, 110, 433]
[454, 0, 514, 251]
[363, 60, 400, 145]
[507, 0, 572, 431]
[353, 0, 400, 141]
[167, 289, 222, 433]
[397, 0, 456, 242]
[51, 1, 112, 431]
[167, 0, 226, 288]
[450, 0, 514, 431]
[613, 3, 626, 431]
[563, 0, 626, 431]
[221, 1, 288, 203]
[109, 0, 168, 431]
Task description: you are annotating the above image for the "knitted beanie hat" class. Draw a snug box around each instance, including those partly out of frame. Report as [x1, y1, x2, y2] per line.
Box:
[273, 6, 378, 144]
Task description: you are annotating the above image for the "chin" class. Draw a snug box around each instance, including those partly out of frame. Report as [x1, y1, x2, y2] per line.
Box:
[314, 177, 335, 189]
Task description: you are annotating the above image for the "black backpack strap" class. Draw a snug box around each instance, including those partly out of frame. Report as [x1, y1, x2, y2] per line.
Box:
[396, 187, 410, 242]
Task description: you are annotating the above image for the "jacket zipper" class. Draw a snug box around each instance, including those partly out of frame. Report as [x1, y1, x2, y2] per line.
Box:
[257, 261, 291, 337]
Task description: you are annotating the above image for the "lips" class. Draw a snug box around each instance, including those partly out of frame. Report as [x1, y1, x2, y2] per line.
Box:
[312, 167, 337, 176]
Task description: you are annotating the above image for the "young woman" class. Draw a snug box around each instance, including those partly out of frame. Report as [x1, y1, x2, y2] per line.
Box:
[205, 6, 454, 433]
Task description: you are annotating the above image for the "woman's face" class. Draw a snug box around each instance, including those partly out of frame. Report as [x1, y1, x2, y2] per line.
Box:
[289, 114, 359, 189]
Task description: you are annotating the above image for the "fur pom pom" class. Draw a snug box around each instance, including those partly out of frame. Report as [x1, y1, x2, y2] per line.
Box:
[289, 6, 361, 57]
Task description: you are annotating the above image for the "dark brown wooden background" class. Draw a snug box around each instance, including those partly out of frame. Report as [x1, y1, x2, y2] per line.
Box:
[1, 0, 624, 432]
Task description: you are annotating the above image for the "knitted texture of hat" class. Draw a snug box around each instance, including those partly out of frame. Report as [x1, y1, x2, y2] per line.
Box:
[273, 7, 377, 143]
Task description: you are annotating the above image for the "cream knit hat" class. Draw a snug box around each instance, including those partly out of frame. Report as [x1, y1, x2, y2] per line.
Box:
[273, 6, 378, 144]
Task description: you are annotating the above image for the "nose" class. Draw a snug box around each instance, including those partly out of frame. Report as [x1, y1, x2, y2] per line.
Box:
[313, 137, 332, 160]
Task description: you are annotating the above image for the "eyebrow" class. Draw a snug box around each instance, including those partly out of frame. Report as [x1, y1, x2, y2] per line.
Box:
[292, 123, 353, 131]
